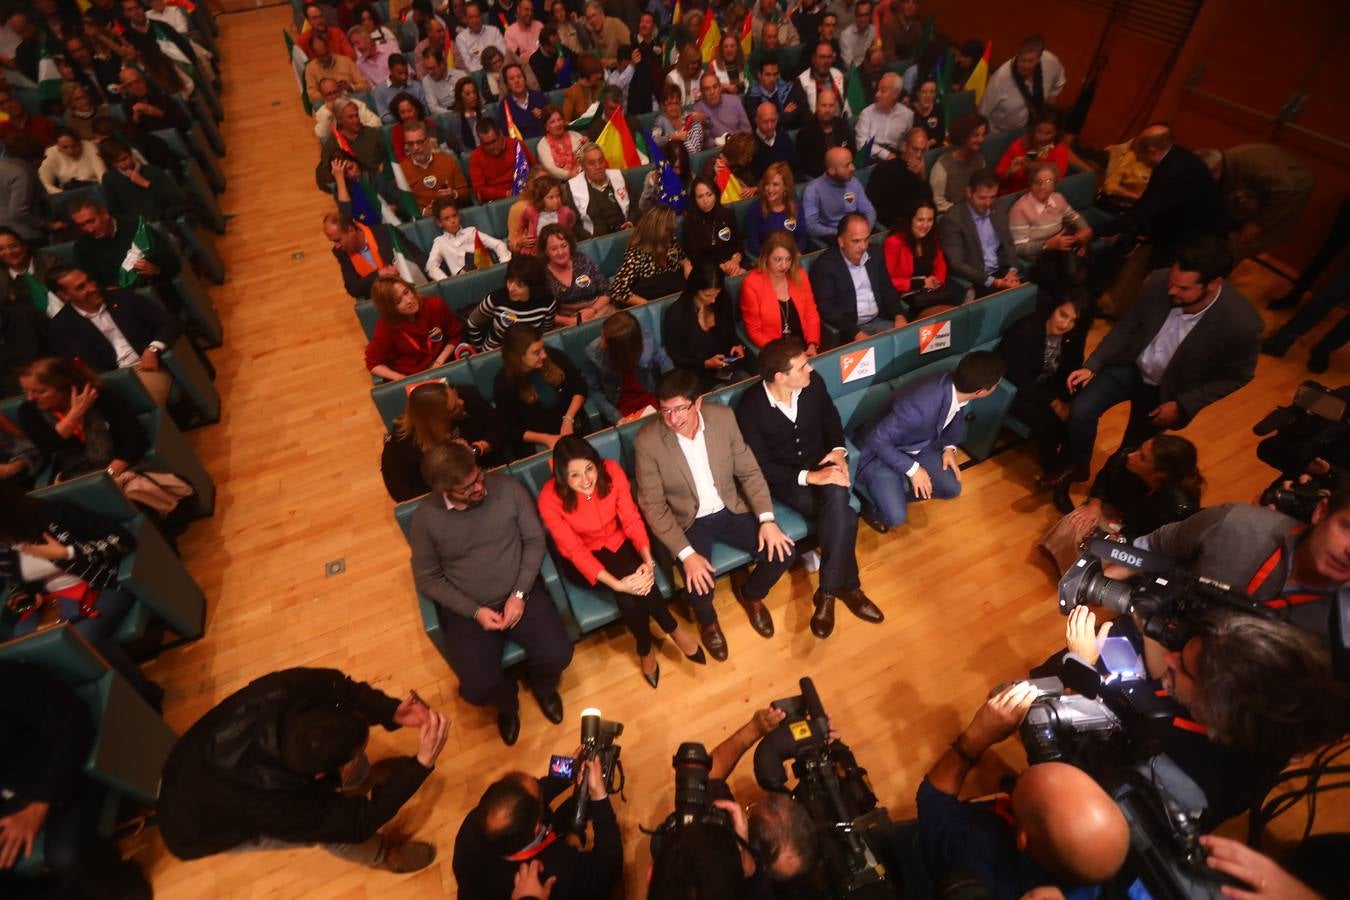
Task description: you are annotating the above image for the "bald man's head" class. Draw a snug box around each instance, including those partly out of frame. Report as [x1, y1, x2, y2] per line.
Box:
[1135, 124, 1174, 168]
[1012, 763, 1129, 885]
[824, 147, 854, 184]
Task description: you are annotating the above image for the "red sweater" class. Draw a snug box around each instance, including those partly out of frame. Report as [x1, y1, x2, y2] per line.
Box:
[364, 295, 465, 375]
[537, 460, 651, 585]
[740, 269, 822, 348]
[469, 139, 537, 202]
[883, 234, 949, 293]
[995, 138, 1070, 194]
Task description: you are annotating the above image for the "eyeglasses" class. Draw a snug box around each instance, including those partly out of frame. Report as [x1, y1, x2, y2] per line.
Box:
[449, 468, 485, 497]
[659, 403, 694, 418]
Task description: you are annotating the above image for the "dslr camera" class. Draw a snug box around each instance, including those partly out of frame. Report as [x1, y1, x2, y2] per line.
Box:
[645, 741, 733, 858]
[556, 707, 623, 838]
[1254, 381, 1348, 519]
[753, 678, 895, 899]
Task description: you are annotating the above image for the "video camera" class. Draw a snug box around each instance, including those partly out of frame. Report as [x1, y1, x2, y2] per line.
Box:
[558, 708, 623, 838]
[1058, 538, 1269, 653]
[753, 678, 895, 899]
[1254, 382, 1348, 518]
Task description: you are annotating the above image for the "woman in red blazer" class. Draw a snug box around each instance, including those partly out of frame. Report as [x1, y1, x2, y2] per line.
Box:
[739, 230, 821, 352]
[537, 436, 705, 687]
[883, 199, 962, 317]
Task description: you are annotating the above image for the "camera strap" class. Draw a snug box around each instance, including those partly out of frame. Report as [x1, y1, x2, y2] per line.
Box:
[503, 827, 559, 862]
[1248, 528, 1328, 609]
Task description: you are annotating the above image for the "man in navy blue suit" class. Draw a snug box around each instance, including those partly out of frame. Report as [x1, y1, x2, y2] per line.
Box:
[810, 212, 908, 347]
[853, 351, 1006, 531]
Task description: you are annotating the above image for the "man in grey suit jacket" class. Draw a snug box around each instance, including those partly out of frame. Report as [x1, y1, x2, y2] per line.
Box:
[634, 369, 797, 661]
[1046, 237, 1263, 490]
[936, 168, 1022, 298]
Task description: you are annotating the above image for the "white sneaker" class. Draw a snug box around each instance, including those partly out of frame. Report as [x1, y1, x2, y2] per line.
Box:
[800, 549, 821, 573]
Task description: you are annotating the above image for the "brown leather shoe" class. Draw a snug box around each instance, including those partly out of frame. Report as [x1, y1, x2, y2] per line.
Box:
[810, 589, 836, 638]
[381, 840, 436, 873]
[701, 623, 729, 661]
[745, 600, 775, 638]
[839, 589, 884, 623]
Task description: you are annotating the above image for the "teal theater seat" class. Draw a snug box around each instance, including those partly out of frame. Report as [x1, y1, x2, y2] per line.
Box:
[370, 356, 477, 431]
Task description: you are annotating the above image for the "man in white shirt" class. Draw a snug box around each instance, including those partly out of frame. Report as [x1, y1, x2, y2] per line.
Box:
[348, 25, 394, 86]
[854, 351, 1006, 530]
[837, 0, 876, 69]
[455, 3, 507, 73]
[421, 48, 469, 114]
[47, 265, 181, 405]
[634, 369, 797, 661]
[979, 35, 1066, 133]
[313, 77, 382, 141]
[1050, 237, 1263, 487]
[854, 72, 913, 162]
[425, 200, 511, 279]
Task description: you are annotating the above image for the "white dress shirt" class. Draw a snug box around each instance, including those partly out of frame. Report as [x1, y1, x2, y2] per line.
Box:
[1136, 290, 1218, 386]
[426, 226, 512, 279]
[674, 413, 773, 559]
[455, 25, 506, 72]
[844, 251, 878, 324]
[855, 102, 915, 161]
[75, 303, 143, 368]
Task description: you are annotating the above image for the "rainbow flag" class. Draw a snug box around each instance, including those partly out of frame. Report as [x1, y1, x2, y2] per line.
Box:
[697, 15, 720, 64]
[594, 103, 648, 168]
[739, 14, 753, 57]
[966, 40, 992, 105]
[715, 164, 745, 203]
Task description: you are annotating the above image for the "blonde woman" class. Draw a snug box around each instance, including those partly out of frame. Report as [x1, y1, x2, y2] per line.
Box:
[744, 162, 807, 257]
[739, 230, 821, 352]
[608, 205, 691, 307]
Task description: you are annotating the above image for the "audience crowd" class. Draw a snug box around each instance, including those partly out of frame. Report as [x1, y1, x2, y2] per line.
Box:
[1, 0, 1346, 897]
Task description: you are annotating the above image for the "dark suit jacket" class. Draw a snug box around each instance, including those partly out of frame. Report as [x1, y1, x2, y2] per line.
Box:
[0, 302, 54, 397]
[74, 216, 182, 289]
[855, 371, 964, 475]
[49, 289, 183, 373]
[866, 159, 933, 232]
[936, 199, 1019, 287]
[1095, 144, 1225, 265]
[734, 372, 846, 490]
[633, 403, 775, 557]
[1086, 269, 1263, 424]
[997, 308, 1084, 405]
[809, 245, 905, 342]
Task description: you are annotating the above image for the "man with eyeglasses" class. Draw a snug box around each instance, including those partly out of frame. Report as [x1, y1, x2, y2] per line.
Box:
[634, 369, 797, 661]
[866, 126, 935, 232]
[796, 41, 846, 116]
[410, 442, 574, 746]
[398, 121, 469, 214]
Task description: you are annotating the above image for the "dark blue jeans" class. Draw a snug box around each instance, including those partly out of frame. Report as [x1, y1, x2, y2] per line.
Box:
[683, 509, 796, 626]
[855, 446, 962, 528]
[1065, 364, 1162, 471]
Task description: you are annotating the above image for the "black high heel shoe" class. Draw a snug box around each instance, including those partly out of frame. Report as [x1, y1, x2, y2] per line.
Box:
[642, 656, 660, 688]
[683, 645, 707, 665]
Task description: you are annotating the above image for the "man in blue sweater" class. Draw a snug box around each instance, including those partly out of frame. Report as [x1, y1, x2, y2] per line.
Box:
[802, 146, 875, 240]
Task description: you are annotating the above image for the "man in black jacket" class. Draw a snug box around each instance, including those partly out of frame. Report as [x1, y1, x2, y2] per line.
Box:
[810, 213, 907, 347]
[0, 300, 54, 398]
[866, 126, 934, 232]
[1093, 124, 1225, 271]
[69, 200, 182, 292]
[0, 660, 151, 899]
[157, 667, 449, 873]
[1047, 237, 1262, 487]
[47, 265, 181, 405]
[736, 337, 883, 638]
[452, 758, 622, 900]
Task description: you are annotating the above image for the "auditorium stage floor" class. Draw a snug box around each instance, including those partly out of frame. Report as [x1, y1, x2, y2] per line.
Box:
[125, 7, 1350, 897]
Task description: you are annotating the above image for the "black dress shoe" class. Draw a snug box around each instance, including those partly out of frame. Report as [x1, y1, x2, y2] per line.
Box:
[839, 589, 884, 623]
[498, 711, 521, 746]
[1036, 467, 1071, 490]
[643, 659, 660, 689]
[745, 600, 775, 638]
[534, 691, 564, 725]
[1052, 486, 1075, 514]
[860, 508, 890, 534]
[810, 590, 836, 638]
[701, 623, 729, 661]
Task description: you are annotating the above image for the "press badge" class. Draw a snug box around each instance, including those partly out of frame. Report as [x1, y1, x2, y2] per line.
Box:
[427, 326, 444, 343]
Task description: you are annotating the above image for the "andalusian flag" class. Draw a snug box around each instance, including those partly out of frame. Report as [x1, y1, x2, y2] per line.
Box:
[283, 30, 311, 115]
[715, 164, 745, 203]
[911, 14, 936, 61]
[966, 40, 992, 105]
[35, 42, 62, 105]
[697, 14, 720, 64]
[21, 273, 61, 316]
[471, 231, 496, 269]
[568, 100, 600, 131]
[118, 217, 154, 288]
[594, 104, 648, 168]
[739, 14, 752, 57]
[389, 226, 429, 284]
[844, 65, 865, 117]
[381, 130, 419, 219]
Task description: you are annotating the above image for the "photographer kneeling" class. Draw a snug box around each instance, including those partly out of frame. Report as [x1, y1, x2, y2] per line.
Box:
[917, 683, 1131, 899]
[452, 755, 623, 900]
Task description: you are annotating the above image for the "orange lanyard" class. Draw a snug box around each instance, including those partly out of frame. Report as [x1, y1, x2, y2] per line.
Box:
[1248, 528, 1326, 609]
[502, 828, 558, 861]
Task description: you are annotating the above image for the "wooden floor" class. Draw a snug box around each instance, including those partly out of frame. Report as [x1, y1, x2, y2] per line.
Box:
[125, 8, 1350, 897]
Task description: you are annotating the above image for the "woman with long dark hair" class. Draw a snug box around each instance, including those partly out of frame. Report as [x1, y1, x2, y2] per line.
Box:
[465, 254, 557, 351]
[883, 198, 962, 317]
[998, 294, 1085, 485]
[639, 138, 694, 213]
[581, 311, 674, 425]
[389, 91, 449, 159]
[381, 380, 506, 500]
[0, 478, 163, 706]
[537, 436, 704, 687]
[661, 261, 748, 391]
[493, 323, 589, 457]
[448, 78, 485, 150]
[682, 177, 746, 276]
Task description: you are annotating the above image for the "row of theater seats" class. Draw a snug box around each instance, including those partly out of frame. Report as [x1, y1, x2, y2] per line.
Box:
[3, 8, 227, 871]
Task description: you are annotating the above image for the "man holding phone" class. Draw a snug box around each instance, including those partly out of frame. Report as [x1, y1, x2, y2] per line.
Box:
[737, 338, 884, 639]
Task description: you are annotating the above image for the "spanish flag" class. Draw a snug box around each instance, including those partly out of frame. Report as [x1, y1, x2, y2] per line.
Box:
[672, 0, 681, 25]
[697, 14, 721, 64]
[715, 162, 745, 203]
[594, 103, 648, 168]
[473, 232, 496, 270]
[966, 40, 992, 105]
[739, 14, 753, 57]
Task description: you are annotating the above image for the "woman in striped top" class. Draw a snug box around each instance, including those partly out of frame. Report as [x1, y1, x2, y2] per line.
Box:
[465, 255, 557, 351]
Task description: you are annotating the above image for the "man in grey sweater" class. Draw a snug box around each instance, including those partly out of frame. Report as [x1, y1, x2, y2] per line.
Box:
[410, 443, 574, 746]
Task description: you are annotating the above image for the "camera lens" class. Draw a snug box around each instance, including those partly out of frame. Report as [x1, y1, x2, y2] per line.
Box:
[672, 742, 712, 820]
[1082, 570, 1134, 614]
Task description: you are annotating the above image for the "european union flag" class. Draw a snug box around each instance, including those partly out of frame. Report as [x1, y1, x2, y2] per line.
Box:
[511, 140, 530, 196]
[645, 129, 687, 212]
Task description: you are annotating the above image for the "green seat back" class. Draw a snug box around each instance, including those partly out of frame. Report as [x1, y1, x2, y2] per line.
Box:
[980, 128, 1022, 170]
